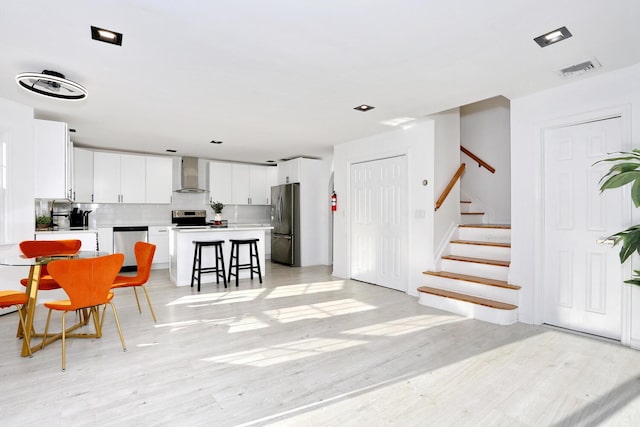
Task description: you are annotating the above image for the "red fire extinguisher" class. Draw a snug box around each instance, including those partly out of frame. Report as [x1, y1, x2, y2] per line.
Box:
[331, 191, 337, 212]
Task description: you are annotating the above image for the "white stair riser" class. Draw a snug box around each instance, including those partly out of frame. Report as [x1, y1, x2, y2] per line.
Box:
[460, 214, 486, 225]
[449, 243, 511, 261]
[423, 275, 518, 305]
[458, 227, 510, 243]
[460, 203, 473, 213]
[419, 293, 518, 326]
[441, 259, 509, 281]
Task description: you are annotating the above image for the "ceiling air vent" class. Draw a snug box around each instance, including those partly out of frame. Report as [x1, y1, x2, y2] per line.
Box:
[557, 58, 601, 78]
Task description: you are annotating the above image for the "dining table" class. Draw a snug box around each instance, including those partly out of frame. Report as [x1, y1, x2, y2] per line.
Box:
[0, 250, 107, 357]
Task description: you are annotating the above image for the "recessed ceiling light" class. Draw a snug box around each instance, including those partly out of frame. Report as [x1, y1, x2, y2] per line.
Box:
[210, 140, 223, 144]
[534, 26, 572, 47]
[166, 149, 177, 153]
[380, 117, 415, 127]
[266, 160, 276, 163]
[69, 128, 76, 133]
[354, 104, 375, 112]
[91, 26, 123, 46]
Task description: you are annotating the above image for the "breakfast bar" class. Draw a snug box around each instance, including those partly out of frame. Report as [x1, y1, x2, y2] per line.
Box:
[169, 225, 273, 287]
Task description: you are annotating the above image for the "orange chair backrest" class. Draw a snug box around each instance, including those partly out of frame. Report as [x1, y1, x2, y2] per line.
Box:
[132, 241, 156, 284]
[47, 254, 124, 310]
[19, 240, 82, 258]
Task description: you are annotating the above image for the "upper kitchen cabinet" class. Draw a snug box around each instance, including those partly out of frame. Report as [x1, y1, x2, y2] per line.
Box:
[73, 147, 93, 203]
[34, 119, 73, 200]
[265, 166, 277, 204]
[277, 158, 301, 185]
[208, 161, 233, 205]
[209, 162, 276, 205]
[232, 164, 251, 204]
[145, 156, 172, 203]
[93, 152, 145, 203]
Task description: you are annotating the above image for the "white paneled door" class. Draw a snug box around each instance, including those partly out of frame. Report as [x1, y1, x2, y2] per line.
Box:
[543, 116, 629, 339]
[351, 156, 407, 292]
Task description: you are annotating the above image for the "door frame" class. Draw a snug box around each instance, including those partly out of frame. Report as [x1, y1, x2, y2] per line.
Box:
[534, 104, 633, 345]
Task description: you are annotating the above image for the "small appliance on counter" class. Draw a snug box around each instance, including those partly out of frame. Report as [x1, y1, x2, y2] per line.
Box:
[69, 208, 93, 229]
[172, 209, 208, 228]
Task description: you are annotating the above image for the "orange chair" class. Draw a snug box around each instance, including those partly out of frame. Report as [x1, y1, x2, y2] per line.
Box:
[111, 241, 157, 322]
[0, 290, 32, 357]
[19, 240, 82, 290]
[43, 253, 126, 371]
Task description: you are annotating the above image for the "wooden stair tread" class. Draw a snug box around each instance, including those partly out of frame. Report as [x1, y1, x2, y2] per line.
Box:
[422, 271, 520, 290]
[459, 224, 511, 229]
[417, 286, 518, 310]
[461, 212, 484, 215]
[460, 200, 472, 204]
[442, 255, 510, 267]
[450, 240, 510, 248]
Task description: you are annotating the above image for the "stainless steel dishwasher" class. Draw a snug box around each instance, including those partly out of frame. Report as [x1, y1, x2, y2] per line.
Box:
[113, 226, 149, 272]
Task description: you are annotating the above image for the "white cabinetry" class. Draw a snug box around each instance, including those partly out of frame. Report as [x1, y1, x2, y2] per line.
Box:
[145, 156, 172, 203]
[98, 227, 113, 253]
[149, 226, 170, 265]
[35, 231, 98, 252]
[73, 148, 93, 202]
[93, 152, 145, 203]
[232, 164, 251, 204]
[208, 161, 233, 205]
[277, 158, 301, 184]
[34, 119, 72, 200]
[265, 166, 277, 203]
[209, 162, 274, 205]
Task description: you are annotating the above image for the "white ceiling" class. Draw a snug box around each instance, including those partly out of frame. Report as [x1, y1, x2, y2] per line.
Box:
[1, 1, 639, 164]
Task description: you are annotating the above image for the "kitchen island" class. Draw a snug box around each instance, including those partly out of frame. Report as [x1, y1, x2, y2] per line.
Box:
[169, 225, 273, 287]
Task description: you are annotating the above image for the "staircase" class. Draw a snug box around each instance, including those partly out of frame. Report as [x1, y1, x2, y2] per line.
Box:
[418, 203, 519, 325]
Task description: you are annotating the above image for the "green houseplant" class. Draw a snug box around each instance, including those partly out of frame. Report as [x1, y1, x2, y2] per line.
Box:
[210, 201, 224, 214]
[210, 201, 224, 225]
[35, 215, 51, 229]
[597, 149, 640, 286]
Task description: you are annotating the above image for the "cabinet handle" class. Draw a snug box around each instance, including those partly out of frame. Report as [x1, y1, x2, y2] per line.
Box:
[248, 197, 251, 204]
[91, 194, 94, 202]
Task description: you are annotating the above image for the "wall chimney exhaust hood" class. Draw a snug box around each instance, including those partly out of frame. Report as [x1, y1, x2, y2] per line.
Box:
[175, 156, 208, 193]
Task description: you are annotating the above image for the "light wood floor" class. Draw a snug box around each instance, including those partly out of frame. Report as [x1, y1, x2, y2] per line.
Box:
[2, 263, 640, 426]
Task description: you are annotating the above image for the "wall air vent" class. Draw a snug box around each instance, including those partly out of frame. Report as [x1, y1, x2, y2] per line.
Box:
[557, 58, 601, 78]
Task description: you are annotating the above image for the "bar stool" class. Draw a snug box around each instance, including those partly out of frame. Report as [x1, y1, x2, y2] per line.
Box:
[228, 239, 262, 287]
[191, 240, 227, 292]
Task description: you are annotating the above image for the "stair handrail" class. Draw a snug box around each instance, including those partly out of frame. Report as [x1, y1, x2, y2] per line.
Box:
[435, 163, 466, 211]
[460, 146, 496, 174]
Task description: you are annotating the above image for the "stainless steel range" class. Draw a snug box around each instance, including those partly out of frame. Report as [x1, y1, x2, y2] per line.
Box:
[172, 210, 207, 228]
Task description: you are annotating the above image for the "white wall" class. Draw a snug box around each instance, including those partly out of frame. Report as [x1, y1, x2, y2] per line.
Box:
[333, 120, 435, 296]
[0, 96, 35, 303]
[511, 63, 640, 347]
[432, 108, 461, 260]
[460, 96, 511, 223]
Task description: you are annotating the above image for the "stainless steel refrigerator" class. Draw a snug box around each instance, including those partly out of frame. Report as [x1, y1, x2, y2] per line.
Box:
[271, 183, 301, 266]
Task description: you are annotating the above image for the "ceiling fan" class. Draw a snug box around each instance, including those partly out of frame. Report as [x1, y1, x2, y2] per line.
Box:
[15, 70, 88, 100]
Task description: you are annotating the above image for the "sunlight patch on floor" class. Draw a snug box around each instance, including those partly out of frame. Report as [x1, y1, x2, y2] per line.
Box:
[264, 298, 377, 323]
[202, 337, 367, 367]
[342, 314, 465, 337]
[166, 288, 266, 306]
[265, 281, 346, 299]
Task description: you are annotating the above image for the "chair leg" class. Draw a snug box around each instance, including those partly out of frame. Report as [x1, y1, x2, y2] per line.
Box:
[132, 288, 142, 314]
[92, 306, 103, 338]
[141, 286, 157, 322]
[108, 302, 127, 352]
[190, 243, 198, 288]
[61, 311, 67, 371]
[16, 305, 32, 357]
[41, 309, 53, 350]
[254, 242, 263, 283]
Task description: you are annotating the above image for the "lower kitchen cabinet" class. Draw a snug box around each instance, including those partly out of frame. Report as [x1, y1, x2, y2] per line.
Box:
[35, 231, 98, 252]
[97, 227, 114, 253]
[149, 225, 170, 265]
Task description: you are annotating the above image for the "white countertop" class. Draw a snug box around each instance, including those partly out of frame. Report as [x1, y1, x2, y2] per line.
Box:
[170, 225, 273, 233]
[35, 229, 98, 234]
